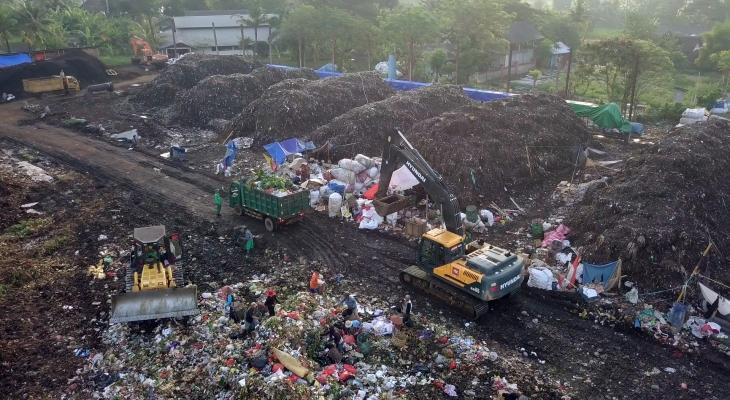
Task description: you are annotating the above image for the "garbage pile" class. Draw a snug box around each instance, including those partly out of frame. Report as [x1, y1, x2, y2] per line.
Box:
[174, 67, 318, 126]
[77, 267, 535, 399]
[309, 85, 471, 160]
[228, 72, 393, 143]
[0, 50, 109, 95]
[406, 94, 591, 206]
[567, 118, 730, 290]
[131, 54, 261, 107]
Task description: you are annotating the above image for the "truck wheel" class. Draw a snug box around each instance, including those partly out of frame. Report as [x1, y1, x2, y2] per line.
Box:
[264, 217, 276, 232]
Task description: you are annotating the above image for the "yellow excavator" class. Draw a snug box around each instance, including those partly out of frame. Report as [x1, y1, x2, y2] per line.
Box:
[374, 131, 524, 319]
[110, 226, 199, 323]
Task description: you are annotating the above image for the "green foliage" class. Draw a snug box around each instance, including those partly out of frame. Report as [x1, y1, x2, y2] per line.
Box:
[250, 170, 292, 190]
[3, 218, 53, 239]
[429, 49, 446, 78]
[578, 37, 674, 113]
[695, 84, 724, 109]
[623, 11, 658, 40]
[699, 21, 730, 70]
[533, 39, 553, 68]
[528, 68, 542, 88]
[640, 102, 685, 123]
[380, 6, 438, 80]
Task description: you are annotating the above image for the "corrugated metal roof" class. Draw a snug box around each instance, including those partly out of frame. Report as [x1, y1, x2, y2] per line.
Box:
[174, 14, 272, 29]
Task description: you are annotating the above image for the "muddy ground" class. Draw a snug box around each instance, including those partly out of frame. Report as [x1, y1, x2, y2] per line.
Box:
[1, 87, 729, 399]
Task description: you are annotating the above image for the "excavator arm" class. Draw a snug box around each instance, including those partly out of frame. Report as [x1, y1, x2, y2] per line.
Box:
[375, 130, 463, 235]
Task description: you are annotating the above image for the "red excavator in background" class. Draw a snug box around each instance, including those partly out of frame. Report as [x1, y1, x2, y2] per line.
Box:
[130, 35, 169, 68]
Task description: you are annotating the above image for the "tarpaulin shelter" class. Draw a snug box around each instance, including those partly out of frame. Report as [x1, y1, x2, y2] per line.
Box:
[567, 101, 632, 133]
[581, 259, 622, 291]
[0, 53, 32, 68]
[264, 138, 315, 166]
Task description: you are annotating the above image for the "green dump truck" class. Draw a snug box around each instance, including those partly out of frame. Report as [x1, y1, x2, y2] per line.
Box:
[229, 178, 310, 232]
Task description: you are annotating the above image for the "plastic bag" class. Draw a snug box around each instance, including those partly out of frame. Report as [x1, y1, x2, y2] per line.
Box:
[328, 193, 342, 218]
[358, 206, 383, 230]
[355, 154, 377, 169]
[480, 209, 495, 226]
[309, 190, 320, 207]
[338, 158, 367, 173]
[527, 267, 554, 290]
[331, 168, 357, 184]
[367, 166, 379, 179]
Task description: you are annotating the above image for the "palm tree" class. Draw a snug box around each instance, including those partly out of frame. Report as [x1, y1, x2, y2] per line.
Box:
[238, 3, 269, 57]
[0, 4, 19, 53]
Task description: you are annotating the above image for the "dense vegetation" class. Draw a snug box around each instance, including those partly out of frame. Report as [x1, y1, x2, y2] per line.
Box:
[2, 0, 729, 118]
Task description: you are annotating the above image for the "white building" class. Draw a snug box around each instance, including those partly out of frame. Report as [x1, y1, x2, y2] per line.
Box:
[159, 10, 273, 56]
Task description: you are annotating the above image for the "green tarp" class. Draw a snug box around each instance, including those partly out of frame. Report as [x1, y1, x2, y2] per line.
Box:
[568, 101, 632, 133]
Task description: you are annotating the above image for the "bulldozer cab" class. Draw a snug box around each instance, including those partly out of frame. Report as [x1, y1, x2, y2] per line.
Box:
[417, 228, 465, 270]
[130, 226, 183, 268]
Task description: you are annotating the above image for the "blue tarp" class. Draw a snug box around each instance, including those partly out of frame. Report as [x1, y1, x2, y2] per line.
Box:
[264, 137, 313, 166]
[269, 64, 513, 103]
[222, 141, 237, 168]
[582, 260, 620, 289]
[279, 138, 305, 154]
[0, 53, 32, 68]
[263, 142, 287, 165]
[317, 63, 338, 73]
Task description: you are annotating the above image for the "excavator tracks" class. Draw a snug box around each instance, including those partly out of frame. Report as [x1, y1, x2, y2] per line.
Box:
[400, 265, 489, 320]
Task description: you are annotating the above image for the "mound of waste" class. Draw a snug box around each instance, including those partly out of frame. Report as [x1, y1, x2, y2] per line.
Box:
[228, 72, 393, 143]
[567, 118, 730, 290]
[406, 94, 590, 206]
[174, 67, 318, 126]
[131, 54, 261, 107]
[0, 50, 109, 96]
[309, 85, 471, 160]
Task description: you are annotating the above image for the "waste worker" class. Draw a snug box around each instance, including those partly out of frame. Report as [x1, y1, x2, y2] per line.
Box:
[244, 302, 260, 332]
[214, 189, 222, 217]
[264, 289, 278, 317]
[310, 270, 323, 294]
[323, 342, 343, 364]
[341, 294, 358, 320]
[399, 295, 413, 326]
[244, 228, 254, 255]
[323, 325, 344, 351]
[299, 162, 310, 181]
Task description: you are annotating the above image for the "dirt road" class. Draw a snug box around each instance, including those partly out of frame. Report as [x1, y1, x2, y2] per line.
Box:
[2, 102, 729, 399]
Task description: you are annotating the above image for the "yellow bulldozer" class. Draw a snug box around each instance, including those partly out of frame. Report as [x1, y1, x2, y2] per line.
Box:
[110, 226, 199, 323]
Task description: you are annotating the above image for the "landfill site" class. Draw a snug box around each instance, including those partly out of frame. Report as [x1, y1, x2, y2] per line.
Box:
[2, 53, 730, 400]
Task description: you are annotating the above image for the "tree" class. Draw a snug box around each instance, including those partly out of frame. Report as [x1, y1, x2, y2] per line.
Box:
[238, 0, 269, 57]
[14, 0, 72, 49]
[429, 49, 446, 79]
[278, 5, 319, 67]
[711, 50, 730, 88]
[0, 4, 19, 53]
[528, 68, 541, 89]
[579, 38, 673, 118]
[697, 21, 730, 69]
[381, 7, 438, 80]
[437, 0, 509, 84]
[623, 10, 658, 40]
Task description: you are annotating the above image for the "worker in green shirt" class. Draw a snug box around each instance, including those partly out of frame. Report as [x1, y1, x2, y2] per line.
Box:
[214, 190, 222, 217]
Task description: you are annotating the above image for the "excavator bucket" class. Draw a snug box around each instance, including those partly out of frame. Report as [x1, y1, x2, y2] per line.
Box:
[110, 286, 199, 323]
[373, 194, 415, 216]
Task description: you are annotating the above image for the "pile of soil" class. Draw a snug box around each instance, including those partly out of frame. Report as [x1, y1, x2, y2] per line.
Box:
[309, 85, 471, 159]
[406, 94, 591, 206]
[0, 50, 109, 96]
[174, 67, 317, 126]
[567, 118, 730, 290]
[131, 54, 261, 107]
[228, 72, 393, 143]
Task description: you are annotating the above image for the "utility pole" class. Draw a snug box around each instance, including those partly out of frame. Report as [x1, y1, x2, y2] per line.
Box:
[506, 43, 513, 92]
[628, 53, 640, 120]
[105, 0, 109, 15]
[172, 18, 178, 58]
[564, 50, 572, 97]
[212, 22, 219, 55]
[268, 26, 273, 64]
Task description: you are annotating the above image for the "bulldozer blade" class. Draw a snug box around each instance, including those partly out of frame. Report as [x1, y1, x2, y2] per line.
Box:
[110, 286, 199, 324]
